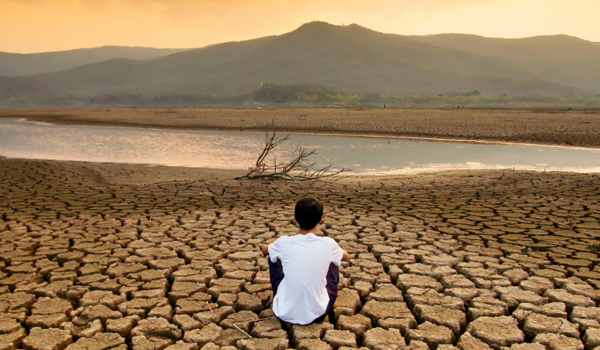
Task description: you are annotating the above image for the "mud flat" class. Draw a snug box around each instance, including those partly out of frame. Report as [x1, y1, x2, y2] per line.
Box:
[1, 157, 600, 349]
[1, 107, 600, 147]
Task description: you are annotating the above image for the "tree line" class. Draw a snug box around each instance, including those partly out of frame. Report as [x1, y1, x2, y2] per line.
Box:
[1, 83, 599, 109]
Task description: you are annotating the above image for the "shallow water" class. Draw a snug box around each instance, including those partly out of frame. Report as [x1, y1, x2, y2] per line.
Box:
[1, 118, 600, 174]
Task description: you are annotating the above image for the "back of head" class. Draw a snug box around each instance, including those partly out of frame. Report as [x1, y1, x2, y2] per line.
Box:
[294, 197, 323, 230]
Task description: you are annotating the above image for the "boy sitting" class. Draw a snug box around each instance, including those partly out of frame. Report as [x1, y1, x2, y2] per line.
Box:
[261, 197, 350, 325]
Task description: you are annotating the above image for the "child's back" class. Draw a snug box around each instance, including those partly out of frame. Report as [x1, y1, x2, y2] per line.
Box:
[262, 197, 349, 325]
[268, 232, 344, 324]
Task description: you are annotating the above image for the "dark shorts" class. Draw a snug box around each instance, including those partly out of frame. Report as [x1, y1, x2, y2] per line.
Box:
[268, 258, 339, 325]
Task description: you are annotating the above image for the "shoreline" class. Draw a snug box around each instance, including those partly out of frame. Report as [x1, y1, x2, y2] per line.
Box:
[1, 156, 596, 189]
[2, 153, 599, 179]
[1, 107, 600, 148]
[3, 116, 600, 175]
[3, 156, 598, 196]
[15, 116, 600, 151]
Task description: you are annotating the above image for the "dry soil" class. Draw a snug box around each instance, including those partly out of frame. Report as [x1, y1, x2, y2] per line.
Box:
[1, 157, 600, 349]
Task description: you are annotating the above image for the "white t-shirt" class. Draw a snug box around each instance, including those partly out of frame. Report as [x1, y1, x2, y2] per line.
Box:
[268, 233, 344, 324]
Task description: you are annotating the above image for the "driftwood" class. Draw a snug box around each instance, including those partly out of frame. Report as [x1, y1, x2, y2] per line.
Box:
[235, 131, 349, 181]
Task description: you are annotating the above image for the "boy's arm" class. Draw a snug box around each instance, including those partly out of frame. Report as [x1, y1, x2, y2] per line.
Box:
[342, 250, 350, 262]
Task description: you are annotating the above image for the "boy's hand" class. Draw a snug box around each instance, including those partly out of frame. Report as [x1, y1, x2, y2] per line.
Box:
[342, 250, 350, 261]
[260, 245, 269, 255]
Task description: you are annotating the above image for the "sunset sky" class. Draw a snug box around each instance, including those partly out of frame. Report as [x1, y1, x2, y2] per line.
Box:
[2, 0, 599, 54]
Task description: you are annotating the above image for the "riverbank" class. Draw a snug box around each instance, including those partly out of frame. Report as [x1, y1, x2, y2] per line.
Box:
[1, 157, 600, 348]
[1, 107, 600, 147]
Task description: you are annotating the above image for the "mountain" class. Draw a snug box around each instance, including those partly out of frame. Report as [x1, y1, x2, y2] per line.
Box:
[0, 76, 54, 98]
[409, 33, 600, 93]
[11, 22, 600, 99]
[0, 46, 187, 77]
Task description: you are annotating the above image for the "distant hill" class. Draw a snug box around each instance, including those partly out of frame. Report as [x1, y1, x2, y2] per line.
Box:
[5, 22, 600, 102]
[0, 46, 187, 76]
[0, 76, 54, 98]
[409, 34, 600, 94]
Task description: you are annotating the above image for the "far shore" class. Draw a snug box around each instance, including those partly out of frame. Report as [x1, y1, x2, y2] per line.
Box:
[1, 107, 599, 148]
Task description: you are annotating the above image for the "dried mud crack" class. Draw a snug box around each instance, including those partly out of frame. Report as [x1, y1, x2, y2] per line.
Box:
[1, 158, 600, 350]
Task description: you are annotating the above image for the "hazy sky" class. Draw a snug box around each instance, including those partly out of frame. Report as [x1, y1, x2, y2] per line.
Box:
[2, 0, 599, 53]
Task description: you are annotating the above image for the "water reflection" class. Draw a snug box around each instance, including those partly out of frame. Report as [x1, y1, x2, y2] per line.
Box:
[1, 118, 599, 174]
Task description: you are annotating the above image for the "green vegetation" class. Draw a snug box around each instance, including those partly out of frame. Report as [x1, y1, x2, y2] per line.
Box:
[380, 93, 600, 109]
[249, 84, 600, 109]
[252, 84, 360, 104]
[86, 93, 247, 107]
[2, 83, 600, 109]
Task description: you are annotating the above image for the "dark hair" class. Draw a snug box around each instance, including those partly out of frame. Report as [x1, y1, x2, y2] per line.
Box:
[294, 197, 323, 230]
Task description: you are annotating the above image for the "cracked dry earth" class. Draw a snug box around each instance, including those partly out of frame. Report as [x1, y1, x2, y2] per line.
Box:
[2, 159, 600, 350]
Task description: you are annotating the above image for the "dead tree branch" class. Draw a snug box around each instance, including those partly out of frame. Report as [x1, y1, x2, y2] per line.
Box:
[235, 131, 350, 181]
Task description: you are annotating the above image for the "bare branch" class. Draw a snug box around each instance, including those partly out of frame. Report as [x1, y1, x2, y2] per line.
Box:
[235, 130, 350, 181]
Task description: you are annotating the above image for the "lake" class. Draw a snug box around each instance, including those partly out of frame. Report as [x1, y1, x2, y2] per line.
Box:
[1, 118, 600, 174]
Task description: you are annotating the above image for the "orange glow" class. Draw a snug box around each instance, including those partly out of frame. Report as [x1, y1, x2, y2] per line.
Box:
[2, 0, 599, 53]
